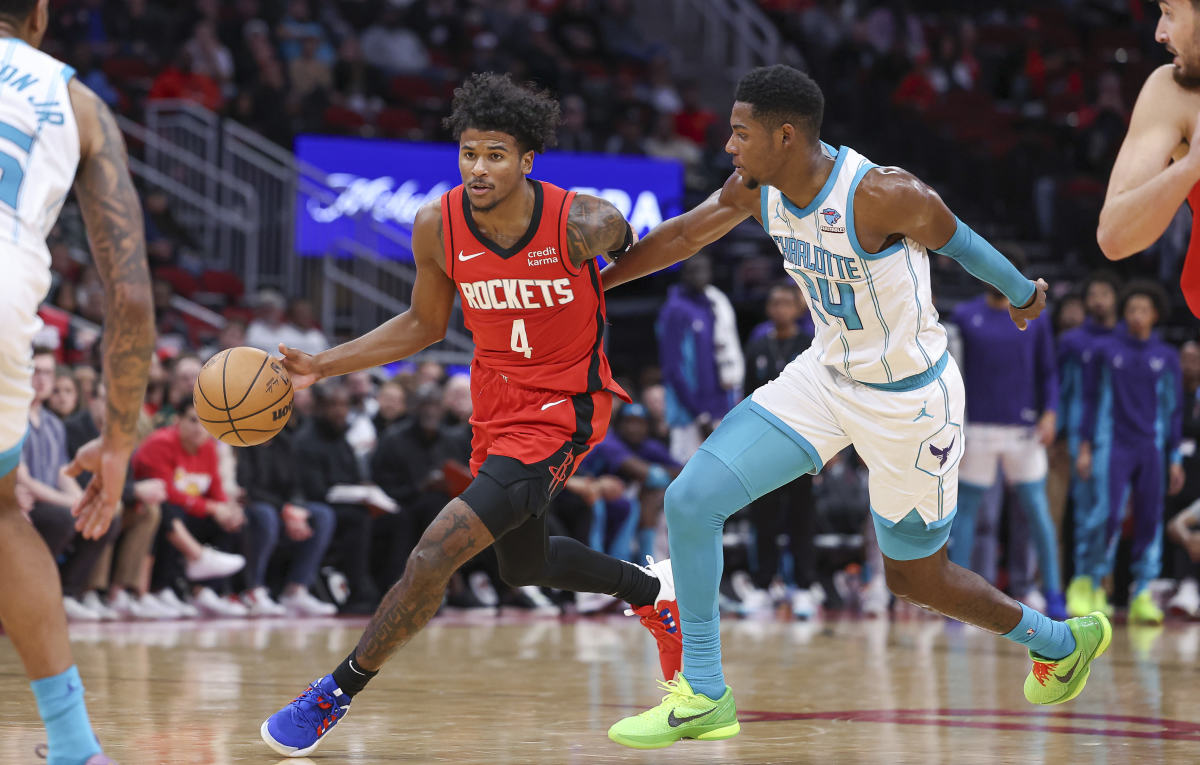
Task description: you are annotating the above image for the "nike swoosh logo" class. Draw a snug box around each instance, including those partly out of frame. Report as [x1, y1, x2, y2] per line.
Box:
[540, 399, 568, 411]
[668, 707, 717, 727]
[1053, 655, 1082, 683]
[458, 250, 485, 261]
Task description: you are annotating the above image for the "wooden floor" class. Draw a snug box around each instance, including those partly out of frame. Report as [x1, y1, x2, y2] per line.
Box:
[2, 609, 1198, 764]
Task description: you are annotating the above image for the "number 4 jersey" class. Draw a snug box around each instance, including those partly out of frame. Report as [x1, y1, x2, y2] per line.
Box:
[442, 179, 628, 400]
[760, 143, 948, 387]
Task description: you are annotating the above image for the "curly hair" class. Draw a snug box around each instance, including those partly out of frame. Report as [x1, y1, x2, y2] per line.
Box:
[442, 72, 561, 154]
[734, 65, 824, 138]
[1119, 279, 1170, 318]
[0, 0, 36, 22]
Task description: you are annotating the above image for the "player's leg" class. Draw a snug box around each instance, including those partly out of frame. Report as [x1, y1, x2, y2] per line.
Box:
[1066, 453, 1100, 616]
[1095, 443, 1136, 610]
[261, 494, 497, 757]
[1003, 439, 1066, 618]
[1127, 452, 1166, 624]
[608, 392, 838, 749]
[0, 461, 106, 763]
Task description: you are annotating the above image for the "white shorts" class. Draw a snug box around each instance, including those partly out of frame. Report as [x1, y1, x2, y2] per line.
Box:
[0, 262, 48, 471]
[750, 347, 965, 526]
[958, 422, 1048, 487]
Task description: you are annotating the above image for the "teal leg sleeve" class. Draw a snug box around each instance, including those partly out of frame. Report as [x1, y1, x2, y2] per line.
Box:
[948, 481, 988, 569]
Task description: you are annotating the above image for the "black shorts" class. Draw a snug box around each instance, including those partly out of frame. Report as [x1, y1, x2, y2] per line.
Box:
[459, 444, 583, 539]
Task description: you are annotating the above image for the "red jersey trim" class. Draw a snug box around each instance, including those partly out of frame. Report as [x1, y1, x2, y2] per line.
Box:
[441, 190, 456, 280]
[556, 190, 582, 277]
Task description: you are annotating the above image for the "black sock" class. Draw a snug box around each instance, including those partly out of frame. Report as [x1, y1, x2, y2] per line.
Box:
[615, 560, 660, 609]
[330, 650, 378, 699]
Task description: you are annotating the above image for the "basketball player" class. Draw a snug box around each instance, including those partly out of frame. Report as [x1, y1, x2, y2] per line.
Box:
[0, 1, 154, 763]
[602, 65, 1112, 750]
[261, 73, 679, 757]
[1098, 0, 1200, 316]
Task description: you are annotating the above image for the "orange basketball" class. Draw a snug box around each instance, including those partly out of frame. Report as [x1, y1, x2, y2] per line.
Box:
[193, 346, 293, 446]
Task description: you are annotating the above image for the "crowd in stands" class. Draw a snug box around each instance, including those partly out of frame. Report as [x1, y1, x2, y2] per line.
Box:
[23, 1, 1200, 625]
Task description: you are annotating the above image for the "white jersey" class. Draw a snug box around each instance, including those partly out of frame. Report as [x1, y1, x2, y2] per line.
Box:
[760, 143, 947, 389]
[0, 39, 79, 457]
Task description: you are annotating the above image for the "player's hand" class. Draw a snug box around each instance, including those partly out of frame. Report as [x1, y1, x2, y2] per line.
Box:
[1075, 443, 1092, 480]
[277, 344, 321, 390]
[1169, 463, 1187, 496]
[64, 436, 131, 540]
[1009, 278, 1048, 330]
[1035, 411, 1057, 447]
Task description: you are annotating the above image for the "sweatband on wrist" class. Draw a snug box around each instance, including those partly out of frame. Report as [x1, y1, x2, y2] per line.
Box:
[934, 217, 1035, 307]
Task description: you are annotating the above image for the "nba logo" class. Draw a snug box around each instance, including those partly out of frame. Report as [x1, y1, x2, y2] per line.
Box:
[819, 207, 845, 233]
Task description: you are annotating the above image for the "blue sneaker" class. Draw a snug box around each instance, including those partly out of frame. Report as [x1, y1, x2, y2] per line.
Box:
[260, 675, 351, 757]
[1045, 591, 1068, 621]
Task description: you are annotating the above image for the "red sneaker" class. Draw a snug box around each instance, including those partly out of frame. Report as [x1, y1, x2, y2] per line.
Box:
[627, 557, 681, 680]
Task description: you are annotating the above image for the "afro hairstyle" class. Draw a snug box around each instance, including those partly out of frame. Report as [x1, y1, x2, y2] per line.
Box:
[443, 72, 561, 154]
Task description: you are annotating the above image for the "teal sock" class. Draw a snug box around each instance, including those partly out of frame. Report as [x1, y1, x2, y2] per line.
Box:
[1002, 602, 1076, 660]
[30, 665, 101, 765]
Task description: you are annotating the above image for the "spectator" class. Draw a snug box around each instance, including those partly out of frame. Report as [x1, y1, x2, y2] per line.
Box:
[288, 31, 333, 104]
[656, 252, 742, 462]
[332, 34, 385, 118]
[1078, 282, 1184, 625]
[344, 370, 378, 457]
[641, 383, 670, 442]
[236, 416, 338, 617]
[673, 82, 717, 145]
[287, 298, 330, 354]
[134, 401, 253, 618]
[557, 94, 596, 154]
[741, 284, 820, 618]
[295, 382, 384, 612]
[20, 349, 117, 621]
[185, 20, 235, 96]
[1166, 341, 1200, 617]
[948, 285, 1065, 619]
[147, 50, 223, 112]
[371, 385, 471, 590]
[154, 353, 202, 426]
[373, 380, 409, 435]
[441, 374, 472, 428]
[276, 0, 335, 64]
[201, 319, 248, 361]
[65, 380, 170, 620]
[48, 368, 80, 420]
[360, 6, 430, 75]
[246, 289, 303, 353]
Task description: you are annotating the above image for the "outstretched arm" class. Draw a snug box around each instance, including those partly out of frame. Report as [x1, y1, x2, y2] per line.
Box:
[1098, 66, 1200, 260]
[279, 202, 457, 388]
[67, 80, 155, 538]
[854, 167, 1045, 329]
[601, 172, 757, 290]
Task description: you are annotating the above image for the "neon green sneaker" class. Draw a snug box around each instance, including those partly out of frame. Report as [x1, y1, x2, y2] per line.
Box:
[1024, 611, 1112, 705]
[1129, 590, 1163, 625]
[1092, 585, 1113, 617]
[1065, 576, 1093, 618]
[608, 675, 740, 749]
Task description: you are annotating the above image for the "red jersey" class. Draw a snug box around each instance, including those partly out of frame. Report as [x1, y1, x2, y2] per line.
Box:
[1183, 182, 1200, 318]
[442, 180, 628, 399]
[132, 425, 225, 517]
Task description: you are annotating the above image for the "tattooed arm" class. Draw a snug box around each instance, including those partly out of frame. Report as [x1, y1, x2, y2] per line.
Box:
[565, 193, 634, 269]
[64, 80, 155, 539]
[277, 200, 457, 388]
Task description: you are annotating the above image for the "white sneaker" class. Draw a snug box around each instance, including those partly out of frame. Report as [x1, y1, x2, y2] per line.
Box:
[1022, 588, 1048, 614]
[861, 577, 891, 617]
[81, 591, 119, 621]
[192, 587, 249, 618]
[62, 595, 102, 622]
[109, 590, 173, 620]
[280, 588, 338, 617]
[185, 546, 246, 581]
[731, 570, 773, 612]
[468, 571, 499, 607]
[240, 587, 288, 617]
[623, 556, 676, 617]
[153, 588, 200, 618]
[791, 588, 817, 620]
[517, 585, 559, 614]
[1168, 578, 1200, 618]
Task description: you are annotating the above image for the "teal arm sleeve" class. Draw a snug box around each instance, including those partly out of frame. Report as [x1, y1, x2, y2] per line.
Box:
[933, 217, 1036, 307]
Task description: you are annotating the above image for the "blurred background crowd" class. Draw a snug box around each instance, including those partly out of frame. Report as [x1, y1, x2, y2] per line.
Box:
[21, 0, 1200, 625]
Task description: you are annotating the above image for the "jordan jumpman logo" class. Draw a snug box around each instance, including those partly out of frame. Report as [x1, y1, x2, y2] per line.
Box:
[913, 402, 934, 422]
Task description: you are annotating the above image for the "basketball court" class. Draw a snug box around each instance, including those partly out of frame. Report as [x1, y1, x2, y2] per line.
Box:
[2, 611, 1196, 763]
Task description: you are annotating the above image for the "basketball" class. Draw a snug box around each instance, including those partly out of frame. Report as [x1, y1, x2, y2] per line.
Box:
[193, 346, 293, 446]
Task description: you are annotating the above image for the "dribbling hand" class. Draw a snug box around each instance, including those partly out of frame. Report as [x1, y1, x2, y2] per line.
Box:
[64, 436, 131, 540]
[1009, 278, 1049, 331]
[277, 343, 321, 390]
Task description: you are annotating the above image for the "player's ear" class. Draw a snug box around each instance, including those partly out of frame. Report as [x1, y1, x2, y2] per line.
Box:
[778, 122, 795, 148]
[522, 150, 534, 176]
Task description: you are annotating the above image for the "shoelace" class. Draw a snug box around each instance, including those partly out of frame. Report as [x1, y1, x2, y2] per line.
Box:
[655, 677, 698, 708]
[292, 683, 345, 735]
